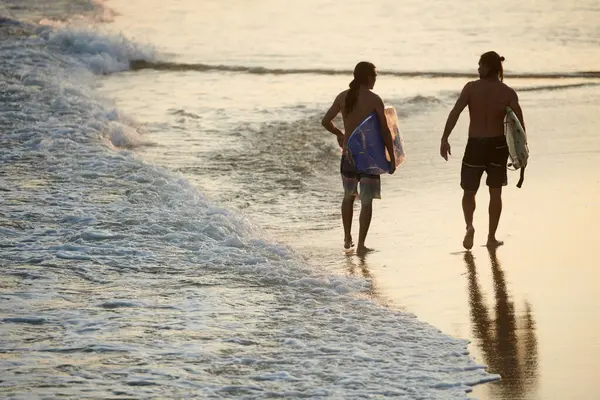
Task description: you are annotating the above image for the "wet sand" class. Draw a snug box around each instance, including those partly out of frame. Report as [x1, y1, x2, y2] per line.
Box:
[293, 175, 600, 399]
[286, 98, 600, 399]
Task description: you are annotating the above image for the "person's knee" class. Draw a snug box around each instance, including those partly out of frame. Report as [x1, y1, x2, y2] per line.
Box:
[360, 198, 373, 209]
[463, 190, 477, 199]
[489, 187, 502, 199]
[343, 193, 356, 203]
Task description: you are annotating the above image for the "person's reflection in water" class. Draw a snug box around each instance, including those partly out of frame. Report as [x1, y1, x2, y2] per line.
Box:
[464, 248, 538, 399]
[346, 253, 378, 299]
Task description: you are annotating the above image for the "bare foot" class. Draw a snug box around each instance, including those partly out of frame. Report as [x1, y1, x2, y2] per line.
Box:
[486, 237, 504, 248]
[463, 226, 475, 250]
[344, 236, 354, 249]
[356, 245, 374, 256]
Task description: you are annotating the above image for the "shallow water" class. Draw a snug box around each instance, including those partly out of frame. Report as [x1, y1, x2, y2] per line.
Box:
[2, 0, 600, 398]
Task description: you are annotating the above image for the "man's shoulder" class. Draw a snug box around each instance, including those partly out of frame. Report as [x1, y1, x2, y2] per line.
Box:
[365, 90, 384, 103]
[460, 80, 478, 94]
[500, 81, 517, 94]
[335, 89, 349, 102]
[493, 81, 518, 100]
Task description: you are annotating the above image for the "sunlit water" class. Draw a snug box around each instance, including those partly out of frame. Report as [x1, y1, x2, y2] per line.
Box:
[2, 0, 600, 398]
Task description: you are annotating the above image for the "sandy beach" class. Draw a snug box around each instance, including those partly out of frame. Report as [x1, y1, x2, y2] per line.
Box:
[286, 98, 600, 399]
[3, 0, 600, 397]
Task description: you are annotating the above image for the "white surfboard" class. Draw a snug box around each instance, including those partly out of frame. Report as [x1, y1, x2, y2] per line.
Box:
[504, 107, 529, 187]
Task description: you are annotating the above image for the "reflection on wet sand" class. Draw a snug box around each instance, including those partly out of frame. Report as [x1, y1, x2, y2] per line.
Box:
[465, 248, 539, 399]
[346, 253, 380, 300]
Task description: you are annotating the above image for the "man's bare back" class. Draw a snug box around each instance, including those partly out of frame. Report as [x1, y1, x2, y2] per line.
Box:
[459, 79, 524, 139]
[339, 88, 382, 139]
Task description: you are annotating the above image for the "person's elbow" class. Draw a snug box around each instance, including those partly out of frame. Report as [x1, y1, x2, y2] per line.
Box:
[449, 107, 462, 121]
[321, 118, 330, 129]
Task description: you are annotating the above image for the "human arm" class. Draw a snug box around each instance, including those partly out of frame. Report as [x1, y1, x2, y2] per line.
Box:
[321, 94, 345, 148]
[508, 89, 525, 132]
[374, 95, 396, 174]
[440, 82, 471, 160]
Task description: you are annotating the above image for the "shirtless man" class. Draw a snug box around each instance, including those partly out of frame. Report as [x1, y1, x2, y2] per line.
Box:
[440, 51, 525, 249]
[321, 61, 396, 255]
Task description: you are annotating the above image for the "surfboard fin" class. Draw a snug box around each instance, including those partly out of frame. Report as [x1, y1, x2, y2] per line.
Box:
[516, 166, 525, 188]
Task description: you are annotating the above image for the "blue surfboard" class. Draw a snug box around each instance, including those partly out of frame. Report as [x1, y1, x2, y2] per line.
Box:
[346, 106, 405, 175]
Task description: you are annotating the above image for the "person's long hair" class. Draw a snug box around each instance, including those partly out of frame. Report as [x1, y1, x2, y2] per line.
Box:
[344, 61, 376, 114]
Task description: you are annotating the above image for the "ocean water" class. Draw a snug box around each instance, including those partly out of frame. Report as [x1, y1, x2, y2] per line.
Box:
[1, 0, 599, 399]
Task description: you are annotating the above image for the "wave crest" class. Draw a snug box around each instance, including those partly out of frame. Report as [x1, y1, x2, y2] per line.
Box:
[129, 60, 600, 80]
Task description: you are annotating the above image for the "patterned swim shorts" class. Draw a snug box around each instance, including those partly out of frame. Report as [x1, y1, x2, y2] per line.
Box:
[340, 155, 381, 202]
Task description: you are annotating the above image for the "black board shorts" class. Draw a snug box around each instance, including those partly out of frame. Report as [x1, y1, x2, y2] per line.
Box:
[461, 136, 509, 191]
